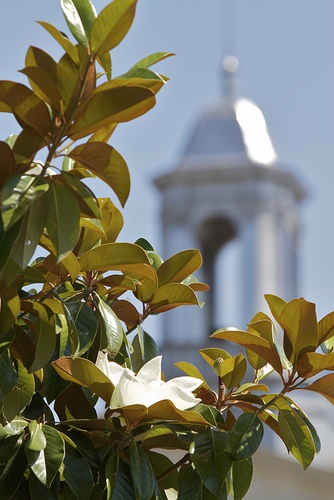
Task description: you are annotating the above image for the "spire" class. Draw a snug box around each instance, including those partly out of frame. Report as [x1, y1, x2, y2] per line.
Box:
[222, 55, 239, 102]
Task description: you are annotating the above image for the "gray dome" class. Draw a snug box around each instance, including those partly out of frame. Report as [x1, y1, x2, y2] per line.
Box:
[180, 96, 277, 170]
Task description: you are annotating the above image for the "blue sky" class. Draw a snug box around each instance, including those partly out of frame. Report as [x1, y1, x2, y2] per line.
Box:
[1, 0, 334, 320]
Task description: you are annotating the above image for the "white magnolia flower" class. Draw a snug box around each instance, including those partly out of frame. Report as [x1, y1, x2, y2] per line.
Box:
[96, 354, 202, 411]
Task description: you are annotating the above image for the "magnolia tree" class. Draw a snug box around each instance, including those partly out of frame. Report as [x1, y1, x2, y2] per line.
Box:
[1, 0, 334, 499]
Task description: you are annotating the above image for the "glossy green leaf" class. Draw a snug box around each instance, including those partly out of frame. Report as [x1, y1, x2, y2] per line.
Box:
[27, 421, 47, 452]
[279, 298, 318, 364]
[0, 219, 23, 276]
[95, 295, 124, 358]
[157, 249, 202, 287]
[61, 0, 97, 46]
[302, 372, 334, 405]
[149, 283, 200, 313]
[25, 46, 58, 80]
[232, 458, 253, 500]
[54, 384, 97, 420]
[0, 442, 27, 499]
[16, 359, 35, 412]
[20, 66, 62, 113]
[174, 361, 209, 391]
[128, 440, 155, 500]
[211, 328, 282, 375]
[131, 52, 174, 70]
[146, 450, 178, 491]
[0, 141, 15, 189]
[226, 413, 263, 461]
[29, 316, 56, 373]
[55, 52, 81, 111]
[111, 458, 135, 500]
[318, 310, 334, 345]
[67, 85, 155, 141]
[218, 354, 247, 388]
[38, 21, 79, 64]
[60, 171, 101, 218]
[63, 446, 94, 500]
[90, 0, 137, 55]
[28, 471, 60, 499]
[297, 351, 334, 378]
[78, 242, 154, 277]
[45, 180, 80, 262]
[69, 142, 130, 206]
[67, 301, 99, 357]
[10, 196, 46, 270]
[264, 294, 287, 321]
[131, 327, 159, 372]
[0, 80, 52, 136]
[26, 425, 65, 487]
[190, 430, 231, 497]
[199, 348, 231, 368]
[0, 283, 20, 336]
[52, 356, 114, 404]
[0, 349, 18, 403]
[1, 174, 48, 230]
[277, 408, 315, 469]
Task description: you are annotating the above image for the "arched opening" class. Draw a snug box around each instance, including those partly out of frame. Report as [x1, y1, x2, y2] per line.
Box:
[198, 216, 239, 333]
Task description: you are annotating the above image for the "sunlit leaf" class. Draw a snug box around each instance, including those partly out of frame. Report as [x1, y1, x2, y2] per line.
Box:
[297, 351, 334, 378]
[1, 174, 48, 230]
[131, 52, 174, 70]
[302, 373, 334, 405]
[174, 362, 209, 391]
[38, 21, 79, 64]
[95, 295, 124, 358]
[45, 180, 80, 262]
[25, 46, 58, 80]
[67, 301, 99, 357]
[60, 171, 101, 218]
[277, 408, 315, 469]
[211, 328, 282, 375]
[69, 142, 130, 206]
[29, 316, 56, 373]
[219, 354, 247, 389]
[61, 0, 97, 47]
[0, 141, 15, 189]
[52, 356, 114, 403]
[20, 66, 62, 114]
[27, 421, 47, 452]
[226, 412, 263, 461]
[0, 283, 20, 336]
[148, 283, 200, 313]
[67, 85, 155, 141]
[90, 0, 137, 55]
[157, 249, 202, 287]
[318, 310, 334, 345]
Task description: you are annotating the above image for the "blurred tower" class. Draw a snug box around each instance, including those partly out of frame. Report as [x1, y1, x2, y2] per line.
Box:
[154, 57, 306, 375]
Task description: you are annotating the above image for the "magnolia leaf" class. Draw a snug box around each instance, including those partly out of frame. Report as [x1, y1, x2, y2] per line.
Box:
[111, 299, 140, 327]
[219, 354, 247, 389]
[25, 46, 58, 80]
[29, 316, 57, 373]
[199, 348, 232, 370]
[52, 356, 114, 404]
[27, 421, 47, 452]
[45, 180, 80, 262]
[10, 196, 46, 270]
[0, 443, 27, 499]
[90, 0, 137, 55]
[16, 359, 35, 413]
[0, 350, 18, 403]
[131, 52, 174, 70]
[226, 412, 263, 461]
[211, 328, 282, 375]
[42, 425, 65, 487]
[279, 298, 318, 364]
[297, 351, 334, 378]
[232, 458, 253, 500]
[112, 459, 135, 499]
[69, 142, 130, 206]
[190, 430, 231, 497]
[318, 310, 334, 345]
[233, 383, 269, 395]
[0, 80, 52, 136]
[95, 295, 124, 358]
[174, 361, 209, 390]
[128, 440, 155, 500]
[131, 327, 159, 372]
[97, 51, 112, 80]
[63, 446, 94, 500]
[98, 197, 123, 243]
[0, 141, 15, 189]
[302, 373, 334, 405]
[148, 283, 200, 313]
[20, 66, 61, 114]
[67, 301, 99, 357]
[265, 294, 287, 322]
[38, 21, 79, 64]
[60, 171, 101, 218]
[1, 174, 48, 230]
[0, 283, 20, 336]
[67, 85, 155, 141]
[277, 408, 315, 469]
[157, 249, 202, 287]
[61, 0, 97, 47]
[78, 242, 154, 278]
[56, 52, 81, 111]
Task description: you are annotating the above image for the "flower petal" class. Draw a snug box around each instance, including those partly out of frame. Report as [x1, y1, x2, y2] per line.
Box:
[96, 352, 124, 386]
[136, 355, 162, 386]
[167, 376, 203, 392]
